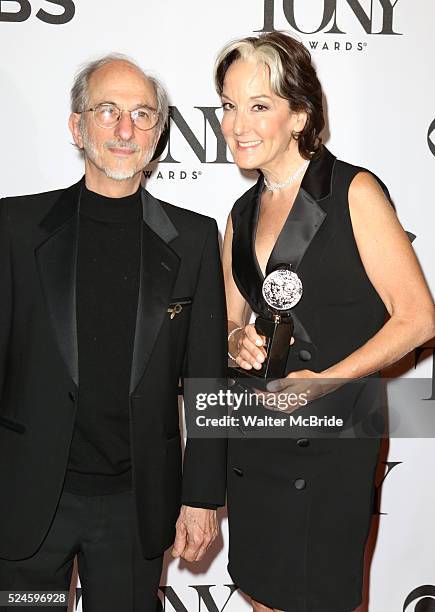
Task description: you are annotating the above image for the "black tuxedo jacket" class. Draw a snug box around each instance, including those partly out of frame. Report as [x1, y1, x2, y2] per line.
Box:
[0, 178, 227, 560]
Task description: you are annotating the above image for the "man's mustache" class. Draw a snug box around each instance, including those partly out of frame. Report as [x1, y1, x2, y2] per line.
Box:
[103, 140, 140, 152]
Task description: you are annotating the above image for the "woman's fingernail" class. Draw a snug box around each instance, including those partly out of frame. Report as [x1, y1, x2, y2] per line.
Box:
[255, 339, 262, 346]
[254, 362, 262, 370]
[257, 354, 264, 362]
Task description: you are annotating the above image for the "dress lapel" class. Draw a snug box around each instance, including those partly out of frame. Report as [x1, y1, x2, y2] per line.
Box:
[267, 146, 336, 275]
[231, 146, 336, 341]
[231, 180, 265, 314]
[267, 186, 327, 275]
[233, 147, 336, 289]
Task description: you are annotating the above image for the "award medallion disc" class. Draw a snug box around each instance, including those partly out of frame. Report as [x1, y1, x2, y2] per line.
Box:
[262, 267, 303, 312]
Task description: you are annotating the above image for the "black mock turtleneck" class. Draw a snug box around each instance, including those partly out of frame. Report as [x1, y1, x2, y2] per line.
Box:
[63, 184, 142, 496]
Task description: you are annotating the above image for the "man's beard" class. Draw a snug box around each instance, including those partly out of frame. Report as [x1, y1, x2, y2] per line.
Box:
[80, 122, 157, 181]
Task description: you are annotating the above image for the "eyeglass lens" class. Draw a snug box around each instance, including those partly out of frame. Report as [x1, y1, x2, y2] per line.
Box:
[93, 103, 158, 130]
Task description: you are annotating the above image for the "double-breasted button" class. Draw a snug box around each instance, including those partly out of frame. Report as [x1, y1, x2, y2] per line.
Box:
[293, 478, 306, 490]
[297, 438, 309, 448]
[298, 349, 312, 362]
[233, 467, 244, 477]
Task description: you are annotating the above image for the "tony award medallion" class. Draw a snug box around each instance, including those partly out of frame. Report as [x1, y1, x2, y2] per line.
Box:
[230, 264, 303, 380]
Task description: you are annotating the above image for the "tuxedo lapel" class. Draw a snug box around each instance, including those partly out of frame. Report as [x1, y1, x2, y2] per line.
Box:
[231, 147, 337, 343]
[129, 189, 180, 394]
[267, 187, 327, 275]
[35, 181, 180, 394]
[35, 180, 82, 387]
[267, 147, 336, 275]
[233, 146, 336, 289]
[231, 180, 265, 313]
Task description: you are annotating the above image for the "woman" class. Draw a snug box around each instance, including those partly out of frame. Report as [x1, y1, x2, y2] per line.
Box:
[214, 32, 434, 612]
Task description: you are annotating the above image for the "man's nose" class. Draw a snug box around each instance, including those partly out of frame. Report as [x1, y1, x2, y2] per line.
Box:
[114, 110, 135, 141]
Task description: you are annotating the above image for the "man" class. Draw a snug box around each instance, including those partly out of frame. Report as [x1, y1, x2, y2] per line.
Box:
[0, 54, 227, 611]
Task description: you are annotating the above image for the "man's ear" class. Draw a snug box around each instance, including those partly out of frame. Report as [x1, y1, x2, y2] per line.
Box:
[68, 113, 84, 149]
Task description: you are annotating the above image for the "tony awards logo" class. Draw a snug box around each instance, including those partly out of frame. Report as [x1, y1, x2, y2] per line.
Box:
[256, 0, 403, 35]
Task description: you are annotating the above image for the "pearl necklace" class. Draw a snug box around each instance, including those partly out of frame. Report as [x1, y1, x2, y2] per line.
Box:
[263, 160, 310, 192]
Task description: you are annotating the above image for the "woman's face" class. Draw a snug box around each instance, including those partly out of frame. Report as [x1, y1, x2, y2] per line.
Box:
[220, 58, 305, 172]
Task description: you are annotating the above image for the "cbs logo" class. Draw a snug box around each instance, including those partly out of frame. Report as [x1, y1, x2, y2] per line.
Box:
[428, 119, 435, 157]
[0, 1, 75, 25]
[404, 585, 435, 611]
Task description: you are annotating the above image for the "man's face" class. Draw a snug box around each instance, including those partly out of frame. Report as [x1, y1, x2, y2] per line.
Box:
[70, 60, 160, 184]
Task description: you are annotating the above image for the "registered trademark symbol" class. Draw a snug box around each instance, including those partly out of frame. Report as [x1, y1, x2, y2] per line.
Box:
[198, 171, 202, 175]
[363, 42, 367, 46]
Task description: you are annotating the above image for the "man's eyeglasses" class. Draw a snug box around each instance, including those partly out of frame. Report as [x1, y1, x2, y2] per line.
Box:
[81, 103, 159, 131]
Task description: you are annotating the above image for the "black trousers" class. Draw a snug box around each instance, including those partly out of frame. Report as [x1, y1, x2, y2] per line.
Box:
[0, 489, 163, 612]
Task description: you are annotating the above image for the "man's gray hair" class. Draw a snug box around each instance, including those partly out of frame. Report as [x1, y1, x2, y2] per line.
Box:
[70, 52, 169, 132]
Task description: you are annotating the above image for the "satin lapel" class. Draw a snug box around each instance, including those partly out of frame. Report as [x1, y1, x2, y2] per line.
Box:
[35, 180, 82, 387]
[267, 187, 327, 275]
[265, 187, 326, 344]
[231, 147, 336, 341]
[35, 182, 180, 393]
[129, 190, 180, 394]
[266, 146, 336, 274]
[267, 149, 336, 341]
[231, 179, 265, 312]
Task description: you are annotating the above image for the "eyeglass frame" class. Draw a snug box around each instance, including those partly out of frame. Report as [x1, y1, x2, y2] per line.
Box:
[80, 102, 160, 131]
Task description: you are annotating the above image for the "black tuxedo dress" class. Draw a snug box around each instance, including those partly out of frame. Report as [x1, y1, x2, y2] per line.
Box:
[227, 147, 389, 612]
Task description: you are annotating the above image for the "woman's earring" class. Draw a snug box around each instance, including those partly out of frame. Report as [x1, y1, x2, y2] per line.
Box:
[292, 129, 302, 141]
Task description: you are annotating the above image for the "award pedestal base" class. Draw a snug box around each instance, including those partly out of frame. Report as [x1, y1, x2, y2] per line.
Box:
[227, 365, 270, 391]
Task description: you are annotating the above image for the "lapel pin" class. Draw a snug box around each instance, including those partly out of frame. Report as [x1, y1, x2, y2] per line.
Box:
[167, 304, 183, 319]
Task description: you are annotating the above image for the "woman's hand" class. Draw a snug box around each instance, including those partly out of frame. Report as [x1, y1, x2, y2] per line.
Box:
[229, 324, 267, 371]
[229, 324, 296, 371]
[253, 369, 342, 414]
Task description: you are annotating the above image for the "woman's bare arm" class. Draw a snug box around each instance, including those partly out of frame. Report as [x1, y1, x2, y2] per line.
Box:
[323, 172, 435, 379]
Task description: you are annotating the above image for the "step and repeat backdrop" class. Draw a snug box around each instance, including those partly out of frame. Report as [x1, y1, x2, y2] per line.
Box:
[1, 1, 434, 611]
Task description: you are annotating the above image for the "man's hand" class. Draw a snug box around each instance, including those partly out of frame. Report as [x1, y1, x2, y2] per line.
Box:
[171, 505, 218, 562]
